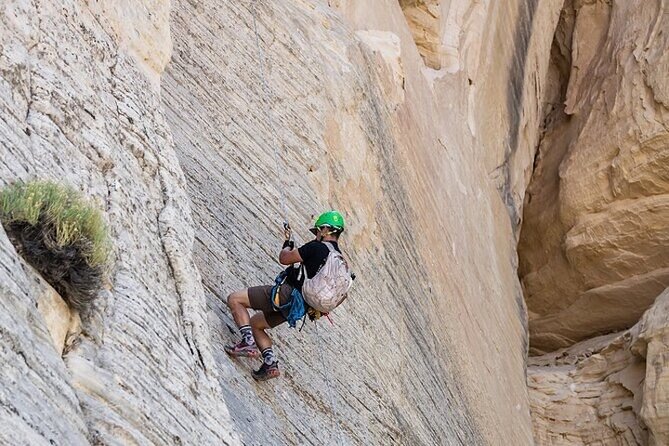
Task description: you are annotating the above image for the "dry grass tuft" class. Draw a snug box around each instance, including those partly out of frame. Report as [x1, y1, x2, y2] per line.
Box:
[0, 181, 112, 311]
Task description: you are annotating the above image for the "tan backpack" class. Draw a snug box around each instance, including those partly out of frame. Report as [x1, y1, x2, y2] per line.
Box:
[301, 242, 353, 313]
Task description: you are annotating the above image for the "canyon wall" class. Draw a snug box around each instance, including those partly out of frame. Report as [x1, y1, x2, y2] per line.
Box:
[518, 1, 669, 444]
[518, 0, 669, 354]
[1, 0, 237, 444]
[1, 0, 553, 443]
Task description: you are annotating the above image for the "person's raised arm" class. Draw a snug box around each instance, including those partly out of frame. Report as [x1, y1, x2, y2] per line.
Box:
[278, 225, 303, 265]
[279, 245, 302, 265]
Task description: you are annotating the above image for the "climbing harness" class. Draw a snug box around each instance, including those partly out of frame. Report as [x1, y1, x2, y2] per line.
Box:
[250, 0, 290, 229]
[270, 270, 306, 328]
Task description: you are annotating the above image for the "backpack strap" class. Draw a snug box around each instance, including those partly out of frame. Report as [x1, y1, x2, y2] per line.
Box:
[322, 241, 335, 252]
[306, 242, 335, 279]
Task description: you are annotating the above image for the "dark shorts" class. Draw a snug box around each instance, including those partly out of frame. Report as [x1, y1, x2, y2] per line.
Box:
[248, 284, 294, 328]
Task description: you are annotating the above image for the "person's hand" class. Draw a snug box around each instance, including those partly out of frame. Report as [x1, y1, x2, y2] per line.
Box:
[283, 223, 292, 241]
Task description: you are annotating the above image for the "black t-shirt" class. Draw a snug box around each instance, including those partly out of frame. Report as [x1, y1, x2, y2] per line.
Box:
[284, 240, 341, 290]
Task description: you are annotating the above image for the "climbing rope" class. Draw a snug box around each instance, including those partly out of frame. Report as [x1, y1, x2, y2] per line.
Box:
[250, 4, 341, 443]
[249, 0, 290, 228]
[315, 321, 343, 445]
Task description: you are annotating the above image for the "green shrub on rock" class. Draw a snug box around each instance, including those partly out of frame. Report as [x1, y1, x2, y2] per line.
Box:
[0, 181, 112, 312]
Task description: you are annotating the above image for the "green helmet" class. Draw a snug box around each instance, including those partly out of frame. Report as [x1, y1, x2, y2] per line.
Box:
[310, 210, 345, 234]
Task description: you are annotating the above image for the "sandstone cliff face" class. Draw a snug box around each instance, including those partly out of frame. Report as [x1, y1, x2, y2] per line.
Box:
[3, 0, 666, 445]
[162, 1, 548, 443]
[1, 1, 237, 444]
[518, 0, 669, 354]
[528, 288, 669, 446]
[519, 1, 669, 443]
[1, 0, 554, 443]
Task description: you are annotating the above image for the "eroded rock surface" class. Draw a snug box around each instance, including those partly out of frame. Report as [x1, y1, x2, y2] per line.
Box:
[1, 1, 237, 444]
[4, 0, 665, 444]
[1, 0, 548, 443]
[529, 288, 669, 446]
[518, 0, 669, 354]
[398, 0, 442, 69]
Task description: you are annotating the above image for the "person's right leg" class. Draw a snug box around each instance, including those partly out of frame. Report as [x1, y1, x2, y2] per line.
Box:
[250, 311, 272, 351]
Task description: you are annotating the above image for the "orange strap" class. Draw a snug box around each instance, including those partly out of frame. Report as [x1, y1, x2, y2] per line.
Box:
[273, 286, 281, 307]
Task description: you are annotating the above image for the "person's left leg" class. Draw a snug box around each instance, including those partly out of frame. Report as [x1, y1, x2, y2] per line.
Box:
[250, 311, 282, 381]
[226, 289, 252, 327]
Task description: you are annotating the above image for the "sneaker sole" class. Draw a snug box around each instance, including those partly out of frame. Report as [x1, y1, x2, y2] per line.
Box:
[224, 347, 260, 358]
[252, 369, 280, 381]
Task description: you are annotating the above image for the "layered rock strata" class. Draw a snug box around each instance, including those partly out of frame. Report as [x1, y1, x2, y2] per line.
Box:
[162, 0, 552, 443]
[1, 0, 237, 443]
[5, 0, 663, 444]
[520, 2, 669, 443]
[2, 0, 553, 442]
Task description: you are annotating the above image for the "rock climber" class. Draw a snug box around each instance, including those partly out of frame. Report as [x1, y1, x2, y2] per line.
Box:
[224, 211, 347, 381]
